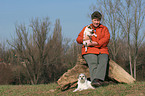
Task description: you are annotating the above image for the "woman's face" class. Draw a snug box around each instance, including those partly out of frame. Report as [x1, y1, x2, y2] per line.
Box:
[92, 18, 100, 27]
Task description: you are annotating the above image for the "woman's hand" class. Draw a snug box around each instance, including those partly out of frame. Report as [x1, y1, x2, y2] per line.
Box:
[83, 40, 98, 46]
[87, 41, 98, 46]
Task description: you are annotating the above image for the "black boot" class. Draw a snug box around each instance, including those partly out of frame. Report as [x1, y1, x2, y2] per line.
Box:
[91, 78, 103, 87]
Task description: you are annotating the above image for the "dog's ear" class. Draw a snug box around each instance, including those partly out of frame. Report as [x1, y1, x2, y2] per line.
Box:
[78, 74, 80, 79]
[84, 74, 87, 80]
[87, 25, 92, 29]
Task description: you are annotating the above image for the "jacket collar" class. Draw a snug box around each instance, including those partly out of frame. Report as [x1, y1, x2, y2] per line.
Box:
[90, 24, 104, 29]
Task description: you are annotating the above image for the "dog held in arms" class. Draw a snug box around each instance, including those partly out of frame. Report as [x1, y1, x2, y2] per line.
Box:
[83, 25, 97, 52]
[73, 73, 95, 92]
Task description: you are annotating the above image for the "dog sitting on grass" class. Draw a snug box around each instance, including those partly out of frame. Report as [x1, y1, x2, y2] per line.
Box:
[73, 73, 95, 92]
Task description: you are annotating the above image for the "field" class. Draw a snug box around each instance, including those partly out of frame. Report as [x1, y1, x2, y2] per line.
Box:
[0, 82, 145, 96]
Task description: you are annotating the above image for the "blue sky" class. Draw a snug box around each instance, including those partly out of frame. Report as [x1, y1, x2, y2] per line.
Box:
[0, 0, 97, 42]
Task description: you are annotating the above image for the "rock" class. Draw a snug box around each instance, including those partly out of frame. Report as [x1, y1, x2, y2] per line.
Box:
[108, 59, 135, 83]
[57, 54, 136, 91]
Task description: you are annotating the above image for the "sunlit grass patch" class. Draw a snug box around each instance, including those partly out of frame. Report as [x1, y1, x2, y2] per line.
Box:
[0, 82, 145, 96]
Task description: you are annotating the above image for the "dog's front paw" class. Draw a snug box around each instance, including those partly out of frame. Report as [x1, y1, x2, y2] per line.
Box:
[91, 86, 95, 89]
[73, 89, 78, 92]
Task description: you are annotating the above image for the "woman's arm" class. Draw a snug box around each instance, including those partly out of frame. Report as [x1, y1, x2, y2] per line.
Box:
[76, 27, 86, 44]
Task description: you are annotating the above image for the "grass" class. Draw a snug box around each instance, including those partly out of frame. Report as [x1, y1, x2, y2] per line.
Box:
[0, 82, 145, 96]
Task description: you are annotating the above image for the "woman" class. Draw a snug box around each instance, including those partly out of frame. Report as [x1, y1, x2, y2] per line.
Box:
[76, 11, 110, 87]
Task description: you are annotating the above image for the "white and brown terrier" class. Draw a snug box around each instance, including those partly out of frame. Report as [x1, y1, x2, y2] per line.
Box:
[83, 25, 97, 52]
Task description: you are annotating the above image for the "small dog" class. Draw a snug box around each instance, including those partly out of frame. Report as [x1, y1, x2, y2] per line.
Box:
[73, 73, 95, 92]
[83, 25, 97, 52]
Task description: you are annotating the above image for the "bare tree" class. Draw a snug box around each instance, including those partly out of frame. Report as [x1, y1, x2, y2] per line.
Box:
[0, 42, 8, 63]
[7, 17, 80, 84]
[64, 41, 81, 68]
[119, 0, 145, 79]
[8, 17, 51, 84]
[90, 0, 123, 61]
[45, 19, 65, 82]
[132, 0, 145, 79]
[0, 43, 4, 62]
[112, 0, 145, 79]
[47, 19, 63, 65]
[117, 0, 134, 76]
[90, 0, 145, 80]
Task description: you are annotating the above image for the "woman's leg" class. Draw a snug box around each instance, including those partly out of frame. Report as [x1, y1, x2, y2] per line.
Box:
[83, 54, 108, 81]
[95, 54, 108, 81]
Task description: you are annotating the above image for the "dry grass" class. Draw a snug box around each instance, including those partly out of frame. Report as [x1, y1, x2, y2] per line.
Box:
[0, 82, 145, 96]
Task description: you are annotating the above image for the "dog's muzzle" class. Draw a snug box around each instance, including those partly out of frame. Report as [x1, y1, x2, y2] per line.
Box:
[81, 78, 84, 80]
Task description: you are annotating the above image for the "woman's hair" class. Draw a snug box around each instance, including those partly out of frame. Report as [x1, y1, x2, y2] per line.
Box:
[91, 11, 102, 20]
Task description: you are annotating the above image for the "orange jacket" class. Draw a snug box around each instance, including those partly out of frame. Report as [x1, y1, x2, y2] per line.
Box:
[76, 24, 110, 55]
